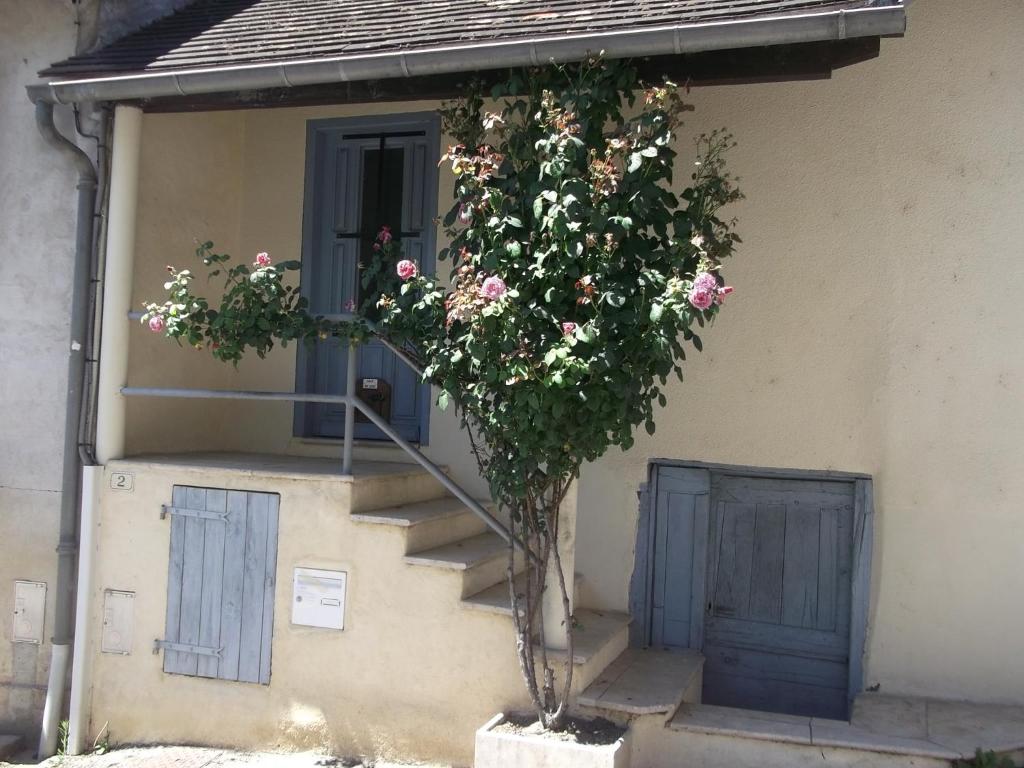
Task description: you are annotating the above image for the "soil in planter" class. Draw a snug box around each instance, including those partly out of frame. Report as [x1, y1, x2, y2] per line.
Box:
[493, 714, 626, 746]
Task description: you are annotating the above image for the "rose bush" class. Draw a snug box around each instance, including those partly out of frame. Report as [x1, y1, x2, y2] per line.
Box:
[141, 243, 368, 363]
[375, 57, 742, 727]
[143, 55, 742, 731]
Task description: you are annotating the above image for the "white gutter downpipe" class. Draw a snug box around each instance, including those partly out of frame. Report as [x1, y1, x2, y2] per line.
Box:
[95, 105, 142, 464]
[27, 5, 906, 105]
[67, 466, 101, 755]
[33, 101, 99, 760]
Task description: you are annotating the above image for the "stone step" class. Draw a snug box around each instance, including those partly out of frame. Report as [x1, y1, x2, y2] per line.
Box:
[347, 463, 450, 513]
[404, 531, 513, 596]
[545, 608, 632, 694]
[579, 648, 704, 719]
[462, 569, 529, 616]
[0, 734, 24, 761]
[645, 702, 960, 768]
[352, 496, 491, 551]
[462, 571, 586, 617]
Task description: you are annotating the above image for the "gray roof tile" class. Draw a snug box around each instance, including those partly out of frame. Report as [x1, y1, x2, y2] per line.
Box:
[42, 0, 894, 78]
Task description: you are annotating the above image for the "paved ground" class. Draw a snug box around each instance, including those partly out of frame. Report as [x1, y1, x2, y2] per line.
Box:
[0, 746, 452, 768]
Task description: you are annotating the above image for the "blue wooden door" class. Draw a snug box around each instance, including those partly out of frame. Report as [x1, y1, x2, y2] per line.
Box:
[703, 475, 854, 719]
[649, 466, 710, 650]
[297, 116, 437, 442]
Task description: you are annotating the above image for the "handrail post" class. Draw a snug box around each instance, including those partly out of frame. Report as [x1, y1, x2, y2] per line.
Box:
[342, 341, 358, 474]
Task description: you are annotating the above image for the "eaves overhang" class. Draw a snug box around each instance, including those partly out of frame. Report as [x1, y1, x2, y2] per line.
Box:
[27, 3, 905, 105]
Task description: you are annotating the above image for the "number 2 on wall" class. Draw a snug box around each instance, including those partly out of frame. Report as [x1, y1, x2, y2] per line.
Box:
[109, 471, 134, 491]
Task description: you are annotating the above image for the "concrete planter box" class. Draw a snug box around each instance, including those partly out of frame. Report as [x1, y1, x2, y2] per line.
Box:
[475, 713, 630, 768]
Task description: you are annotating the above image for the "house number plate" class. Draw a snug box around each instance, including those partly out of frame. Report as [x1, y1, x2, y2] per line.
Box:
[109, 471, 134, 491]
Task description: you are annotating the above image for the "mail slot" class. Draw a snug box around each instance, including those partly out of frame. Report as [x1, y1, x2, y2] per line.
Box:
[355, 377, 391, 423]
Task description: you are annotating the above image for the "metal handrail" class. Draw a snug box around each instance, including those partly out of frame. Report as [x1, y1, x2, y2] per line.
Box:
[121, 347, 513, 546]
[125, 313, 514, 547]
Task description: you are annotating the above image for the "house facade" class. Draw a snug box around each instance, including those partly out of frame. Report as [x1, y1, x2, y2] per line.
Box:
[3, 1, 1024, 765]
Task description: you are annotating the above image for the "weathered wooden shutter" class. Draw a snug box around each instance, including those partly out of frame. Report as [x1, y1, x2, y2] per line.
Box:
[649, 466, 710, 650]
[161, 486, 279, 685]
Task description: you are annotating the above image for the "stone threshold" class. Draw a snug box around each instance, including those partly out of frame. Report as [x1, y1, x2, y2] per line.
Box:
[668, 694, 1024, 761]
[579, 648, 704, 716]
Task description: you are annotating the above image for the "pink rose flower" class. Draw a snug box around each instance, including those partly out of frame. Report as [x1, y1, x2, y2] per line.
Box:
[561, 322, 577, 336]
[148, 315, 165, 333]
[459, 203, 473, 222]
[692, 272, 718, 293]
[255, 252, 271, 267]
[378, 226, 393, 244]
[396, 259, 418, 280]
[480, 275, 507, 300]
[344, 299, 357, 312]
[688, 287, 715, 310]
[715, 285, 734, 305]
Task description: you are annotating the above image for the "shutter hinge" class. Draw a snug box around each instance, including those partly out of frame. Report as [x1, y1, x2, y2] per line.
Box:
[153, 639, 223, 658]
[160, 504, 229, 521]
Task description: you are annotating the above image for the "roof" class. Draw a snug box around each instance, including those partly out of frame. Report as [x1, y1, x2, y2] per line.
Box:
[30, 0, 905, 105]
[42, 0, 902, 78]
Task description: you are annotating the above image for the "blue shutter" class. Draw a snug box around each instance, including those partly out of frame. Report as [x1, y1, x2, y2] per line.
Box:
[161, 487, 279, 685]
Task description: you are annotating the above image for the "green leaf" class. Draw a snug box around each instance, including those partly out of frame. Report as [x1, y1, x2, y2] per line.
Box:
[437, 390, 451, 411]
[649, 303, 663, 322]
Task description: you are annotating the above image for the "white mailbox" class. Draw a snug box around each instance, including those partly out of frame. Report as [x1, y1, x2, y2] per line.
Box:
[292, 567, 346, 630]
[13, 580, 46, 644]
[101, 589, 135, 654]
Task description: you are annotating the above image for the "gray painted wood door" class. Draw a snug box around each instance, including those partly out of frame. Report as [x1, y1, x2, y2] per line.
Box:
[298, 116, 437, 442]
[703, 475, 854, 719]
[163, 486, 279, 685]
[649, 466, 710, 650]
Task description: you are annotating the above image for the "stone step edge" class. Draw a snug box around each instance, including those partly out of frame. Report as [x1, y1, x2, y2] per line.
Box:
[668, 703, 962, 761]
[403, 531, 508, 570]
[577, 650, 705, 717]
[462, 571, 586, 617]
[351, 496, 494, 527]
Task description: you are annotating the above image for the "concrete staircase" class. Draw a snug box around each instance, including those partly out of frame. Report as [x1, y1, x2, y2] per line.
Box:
[348, 478, 632, 696]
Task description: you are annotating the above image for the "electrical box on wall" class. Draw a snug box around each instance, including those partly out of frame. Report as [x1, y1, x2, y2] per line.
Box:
[292, 567, 346, 630]
[101, 589, 135, 654]
[13, 580, 46, 644]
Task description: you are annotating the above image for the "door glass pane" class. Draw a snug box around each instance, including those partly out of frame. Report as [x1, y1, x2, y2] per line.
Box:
[358, 147, 405, 318]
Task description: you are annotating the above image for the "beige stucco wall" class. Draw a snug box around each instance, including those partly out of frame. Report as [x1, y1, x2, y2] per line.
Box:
[86, 458, 531, 764]
[576, 0, 1024, 706]
[126, 109, 247, 453]
[119, 0, 1024, 729]
[0, 0, 191, 738]
[0, 0, 80, 737]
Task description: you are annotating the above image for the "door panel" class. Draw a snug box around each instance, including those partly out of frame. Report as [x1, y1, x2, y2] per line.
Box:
[703, 474, 854, 718]
[298, 118, 437, 442]
[649, 467, 709, 649]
